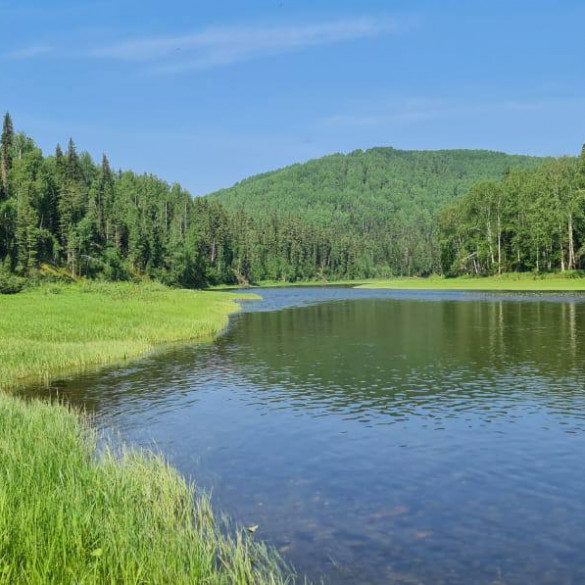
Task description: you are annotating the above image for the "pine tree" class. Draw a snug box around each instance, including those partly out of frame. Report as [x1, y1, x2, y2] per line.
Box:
[66, 138, 83, 182]
[58, 139, 88, 275]
[0, 113, 14, 200]
[580, 143, 585, 187]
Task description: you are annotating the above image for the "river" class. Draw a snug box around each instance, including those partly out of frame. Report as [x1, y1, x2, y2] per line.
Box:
[29, 288, 585, 584]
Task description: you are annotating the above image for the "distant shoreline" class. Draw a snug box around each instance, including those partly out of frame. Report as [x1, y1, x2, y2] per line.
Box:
[208, 273, 585, 292]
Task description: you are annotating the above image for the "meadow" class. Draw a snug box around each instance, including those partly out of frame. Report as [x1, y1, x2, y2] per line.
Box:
[0, 281, 259, 392]
[210, 273, 585, 292]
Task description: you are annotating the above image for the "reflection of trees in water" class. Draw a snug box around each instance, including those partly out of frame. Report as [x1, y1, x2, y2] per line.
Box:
[31, 298, 585, 425]
[220, 299, 585, 419]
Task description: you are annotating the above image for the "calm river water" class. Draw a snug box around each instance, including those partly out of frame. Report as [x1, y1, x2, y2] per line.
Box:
[30, 288, 585, 584]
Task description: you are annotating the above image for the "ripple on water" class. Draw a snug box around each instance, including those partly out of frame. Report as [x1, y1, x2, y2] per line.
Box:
[29, 288, 585, 585]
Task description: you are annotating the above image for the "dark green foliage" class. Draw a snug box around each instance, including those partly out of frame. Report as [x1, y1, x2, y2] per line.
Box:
[0, 118, 219, 289]
[209, 148, 544, 277]
[1, 113, 580, 289]
[440, 157, 585, 275]
[0, 274, 25, 294]
[0, 112, 14, 200]
[0, 257, 25, 294]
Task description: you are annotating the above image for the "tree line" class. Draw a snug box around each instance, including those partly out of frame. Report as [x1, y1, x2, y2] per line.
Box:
[1, 112, 583, 291]
[439, 147, 585, 275]
[0, 114, 397, 289]
[209, 147, 542, 277]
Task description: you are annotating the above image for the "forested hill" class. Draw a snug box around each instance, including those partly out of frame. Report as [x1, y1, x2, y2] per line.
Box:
[207, 148, 544, 274]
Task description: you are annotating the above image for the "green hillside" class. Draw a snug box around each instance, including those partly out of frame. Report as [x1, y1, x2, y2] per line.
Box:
[207, 148, 544, 275]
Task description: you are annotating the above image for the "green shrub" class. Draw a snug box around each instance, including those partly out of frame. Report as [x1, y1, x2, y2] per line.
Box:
[0, 272, 25, 295]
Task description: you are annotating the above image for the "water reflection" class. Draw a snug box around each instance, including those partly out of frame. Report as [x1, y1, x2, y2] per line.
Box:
[25, 289, 585, 585]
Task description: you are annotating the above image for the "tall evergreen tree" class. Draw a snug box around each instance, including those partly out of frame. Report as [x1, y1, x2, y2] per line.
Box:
[580, 143, 585, 186]
[0, 112, 14, 200]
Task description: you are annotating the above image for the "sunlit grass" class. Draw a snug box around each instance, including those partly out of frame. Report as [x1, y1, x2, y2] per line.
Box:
[0, 281, 259, 392]
[209, 273, 585, 292]
[355, 273, 585, 291]
[0, 392, 292, 585]
[0, 282, 294, 584]
[207, 279, 367, 290]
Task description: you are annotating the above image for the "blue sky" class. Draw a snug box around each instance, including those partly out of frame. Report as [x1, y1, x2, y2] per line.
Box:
[1, 0, 584, 194]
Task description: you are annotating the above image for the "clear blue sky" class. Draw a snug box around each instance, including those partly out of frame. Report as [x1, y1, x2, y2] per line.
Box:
[1, 0, 584, 194]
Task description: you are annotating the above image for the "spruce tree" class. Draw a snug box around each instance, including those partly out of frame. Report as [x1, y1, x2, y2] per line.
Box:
[0, 112, 14, 199]
[580, 143, 585, 187]
[54, 144, 64, 170]
[58, 139, 87, 274]
[101, 154, 115, 241]
[66, 138, 82, 182]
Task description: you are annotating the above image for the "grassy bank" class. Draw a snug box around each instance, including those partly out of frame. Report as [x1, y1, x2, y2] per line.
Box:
[0, 282, 294, 584]
[0, 393, 290, 584]
[208, 273, 585, 292]
[207, 279, 367, 290]
[355, 273, 585, 291]
[0, 281, 259, 392]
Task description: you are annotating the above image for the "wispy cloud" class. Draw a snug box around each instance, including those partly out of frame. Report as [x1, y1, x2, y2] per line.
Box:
[2, 45, 53, 60]
[321, 96, 585, 129]
[324, 98, 439, 128]
[91, 16, 408, 72]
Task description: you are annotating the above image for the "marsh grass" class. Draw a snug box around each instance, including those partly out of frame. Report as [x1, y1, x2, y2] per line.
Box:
[207, 279, 368, 290]
[0, 282, 293, 584]
[0, 281, 259, 391]
[0, 393, 292, 584]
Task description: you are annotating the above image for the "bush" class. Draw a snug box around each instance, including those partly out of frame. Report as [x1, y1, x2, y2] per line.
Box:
[0, 272, 26, 295]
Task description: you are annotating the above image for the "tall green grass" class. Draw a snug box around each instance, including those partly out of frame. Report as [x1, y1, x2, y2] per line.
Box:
[0, 281, 259, 391]
[0, 282, 295, 584]
[0, 393, 291, 584]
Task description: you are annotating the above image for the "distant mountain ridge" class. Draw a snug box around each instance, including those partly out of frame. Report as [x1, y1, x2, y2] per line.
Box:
[208, 147, 544, 207]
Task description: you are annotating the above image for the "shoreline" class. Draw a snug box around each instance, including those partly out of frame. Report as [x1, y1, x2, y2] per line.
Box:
[208, 274, 585, 292]
[0, 282, 294, 585]
[0, 281, 259, 393]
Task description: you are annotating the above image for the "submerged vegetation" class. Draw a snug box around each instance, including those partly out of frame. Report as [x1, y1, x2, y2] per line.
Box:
[0, 392, 291, 585]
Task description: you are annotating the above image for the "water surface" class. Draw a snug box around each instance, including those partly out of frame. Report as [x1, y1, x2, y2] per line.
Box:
[32, 288, 585, 584]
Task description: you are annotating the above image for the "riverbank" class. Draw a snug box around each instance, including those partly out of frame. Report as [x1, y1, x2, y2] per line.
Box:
[207, 279, 367, 290]
[210, 273, 585, 292]
[355, 274, 585, 291]
[0, 281, 259, 392]
[0, 282, 294, 584]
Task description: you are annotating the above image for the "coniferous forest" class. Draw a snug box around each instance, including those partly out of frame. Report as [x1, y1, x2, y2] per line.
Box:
[1, 111, 584, 291]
